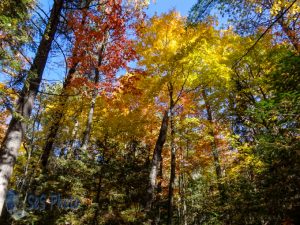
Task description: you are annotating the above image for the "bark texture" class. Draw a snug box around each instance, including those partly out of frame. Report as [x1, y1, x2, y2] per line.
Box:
[41, 4, 91, 168]
[80, 36, 108, 152]
[0, 0, 63, 216]
[167, 84, 176, 225]
[41, 62, 78, 167]
[146, 110, 169, 212]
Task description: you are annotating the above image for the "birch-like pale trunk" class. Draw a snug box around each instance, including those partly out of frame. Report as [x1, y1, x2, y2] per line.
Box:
[0, 0, 63, 216]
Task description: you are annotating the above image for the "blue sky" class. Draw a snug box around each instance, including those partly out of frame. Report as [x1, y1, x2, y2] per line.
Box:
[147, 0, 196, 17]
[0, 0, 198, 83]
[40, 0, 198, 82]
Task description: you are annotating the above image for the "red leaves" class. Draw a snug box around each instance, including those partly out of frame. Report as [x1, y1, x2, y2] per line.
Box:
[69, 77, 92, 88]
[66, 0, 144, 89]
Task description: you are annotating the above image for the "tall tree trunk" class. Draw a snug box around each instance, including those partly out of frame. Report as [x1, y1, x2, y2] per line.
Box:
[80, 35, 108, 152]
[0, 0, 63, 216]
[146, 111, 169, 211]
[41, 4, 91, 168]
[181, 175, 187, 225]
[167, 83, 176, 225]
[41, 62, 78, 167]
[202, 89, 226, 202]
[152, 158, 163, 225]
[178, 146, 187, 225]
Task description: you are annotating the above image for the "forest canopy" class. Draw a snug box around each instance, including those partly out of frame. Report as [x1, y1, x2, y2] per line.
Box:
[0, 0, 299, 224]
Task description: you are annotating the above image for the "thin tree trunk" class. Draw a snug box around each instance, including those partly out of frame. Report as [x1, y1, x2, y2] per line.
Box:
[167, 83, 176, 225]
[41, 3, 91, 167]
[184, 139, 189, 225]
[146, 111, 169, 211]
[178, 152, 182, 225]
[59, 115, 80, 158]
[0, 0, 63, 216]
[202, 89, 226, 202]
[80, 93, 97, 152]
[80, 35, 108, 152]
[182, 174, 187, 225]
[41, 62, 78, 167]
[65, 118, 79, 159]
[152, 158, 163, 225]
[19, 98, 42, 193]
[179, 146, 187, 225]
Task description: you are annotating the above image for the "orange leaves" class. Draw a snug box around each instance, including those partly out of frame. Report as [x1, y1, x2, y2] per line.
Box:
[66, 0, 144, 90]
[69, 77, 93, 89]
[118, 73, 143, 96]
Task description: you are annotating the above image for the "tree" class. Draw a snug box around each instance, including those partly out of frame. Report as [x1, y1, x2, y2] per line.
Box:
[41, 0, 145, 167]
[137, 11, 234, 223]
[188, 0, 300, 53]
[0, 0, 63, 216]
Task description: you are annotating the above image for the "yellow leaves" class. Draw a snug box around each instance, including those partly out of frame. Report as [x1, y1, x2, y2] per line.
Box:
[290, 2, 300, 14]
[136, 11, 238, 111]
[182, 117, 201, 128]
[270, 0, 300, 16]
[271, 0, 286, 15]
[10, 142, 28, 185]
[227, 142, 266, 180]
[255, 6, 263, 14]
[0, 82, 4, 90]
[137, 11, 185, 69]
[0, 82, 18, 101]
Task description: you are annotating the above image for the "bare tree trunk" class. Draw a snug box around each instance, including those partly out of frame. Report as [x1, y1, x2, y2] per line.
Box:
[146, 111, 169, 211]
[202, 89, 226, 202]
[0, 0, 63, 216]
[167, 83, 176, 225]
